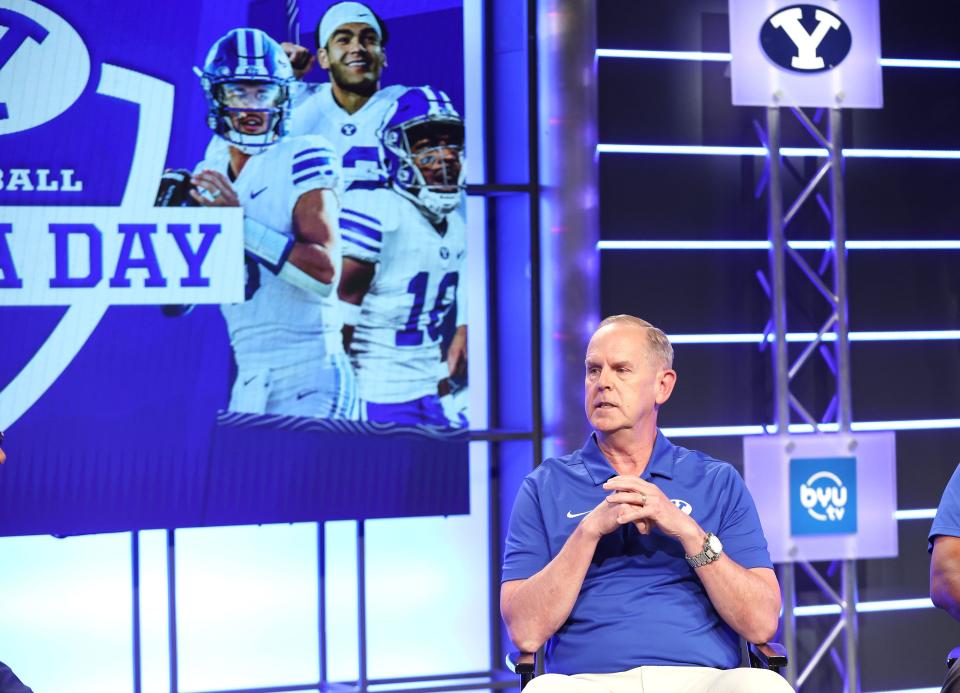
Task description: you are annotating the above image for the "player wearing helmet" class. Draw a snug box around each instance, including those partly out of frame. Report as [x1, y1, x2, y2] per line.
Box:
[190, 28, 356, 419]
[204, 2, 409, 192]
[337, 86, 467, 427]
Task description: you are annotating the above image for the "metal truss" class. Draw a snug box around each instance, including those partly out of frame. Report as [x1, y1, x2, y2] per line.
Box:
[757, 106, 858, 693]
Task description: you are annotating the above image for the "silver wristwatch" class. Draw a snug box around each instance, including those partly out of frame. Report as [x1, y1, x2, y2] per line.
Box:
[686, 532, 723, 568]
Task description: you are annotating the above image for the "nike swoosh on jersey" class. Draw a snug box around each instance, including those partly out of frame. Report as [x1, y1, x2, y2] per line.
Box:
[296, 389, 319, 400]
[566, 510, 590, 519]
[251, 187, 268, 198]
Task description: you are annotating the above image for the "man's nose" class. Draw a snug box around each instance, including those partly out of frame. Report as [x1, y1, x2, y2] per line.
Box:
[596, 367, 612, 389]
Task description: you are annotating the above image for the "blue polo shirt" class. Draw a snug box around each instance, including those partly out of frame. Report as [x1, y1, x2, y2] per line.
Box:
[929, 464, 960, 552]
[502, 431, 773, 675]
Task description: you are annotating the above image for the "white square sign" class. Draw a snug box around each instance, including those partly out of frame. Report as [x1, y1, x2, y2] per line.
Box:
[743, 432, 898, 563]
[729, 0, 883, 109]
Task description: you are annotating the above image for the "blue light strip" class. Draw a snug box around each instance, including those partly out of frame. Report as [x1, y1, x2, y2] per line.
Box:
[597, 143, 960, 159]
[881, 58, 960, 69]
[600, 240, 770, 250]
[595, 48, 732, 62]
[865, 688, 940, 693]
[845, 147, 960, 159]
[848, 240, 960, 249]
[597, 144, 769, 156]
[597, 240, 960, 251]
[794, 598, 933, 617]
[660, 424, 766, 437]
[853, 330, 960, 342]
[595, 48, 960, 70]
[667, 333, 767, 345]
[894, 509, 937, 521]
[661, 419, 960, 438]
[853, 418, 960, 431]
[665, 331, 960, 344]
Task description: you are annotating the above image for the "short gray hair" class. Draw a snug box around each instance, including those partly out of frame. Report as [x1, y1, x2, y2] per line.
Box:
[597, 314, 674, 370]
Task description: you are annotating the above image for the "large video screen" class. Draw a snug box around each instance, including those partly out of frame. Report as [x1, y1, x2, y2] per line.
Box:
[0, 0, 471, 535]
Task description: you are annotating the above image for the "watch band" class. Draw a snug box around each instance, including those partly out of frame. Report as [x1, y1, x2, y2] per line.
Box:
[686, 532, 722, 568]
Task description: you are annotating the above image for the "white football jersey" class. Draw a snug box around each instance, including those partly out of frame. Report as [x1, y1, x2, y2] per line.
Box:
[341, 187, 466, 403]
[289, 82, 408, 190]
[194, 134, 345, 372]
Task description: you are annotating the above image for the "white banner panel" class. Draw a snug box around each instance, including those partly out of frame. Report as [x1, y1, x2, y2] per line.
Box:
[0, 206, 243, 305]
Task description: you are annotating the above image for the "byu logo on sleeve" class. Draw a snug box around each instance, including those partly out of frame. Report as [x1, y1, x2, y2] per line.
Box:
[789, 456, 857, 535]
[760, 5, 852, 73]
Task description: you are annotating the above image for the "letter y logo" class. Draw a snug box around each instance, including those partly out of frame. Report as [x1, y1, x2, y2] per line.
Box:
[0, 8, 49, 119]
[760, 5, 852, 74]
[770, 7, 839, 70]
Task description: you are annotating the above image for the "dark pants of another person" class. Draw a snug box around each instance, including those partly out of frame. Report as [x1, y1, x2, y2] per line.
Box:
[943, 658, 960, 693]
[0, 662, 32, 693]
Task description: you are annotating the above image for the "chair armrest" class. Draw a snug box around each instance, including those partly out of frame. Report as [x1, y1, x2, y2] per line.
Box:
[747, 642, 788, 672]
[506, 651, 536, 673]
[506, 651, 537, 689]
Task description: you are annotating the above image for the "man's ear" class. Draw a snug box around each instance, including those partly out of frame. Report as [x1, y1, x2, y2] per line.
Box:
[655, 369, 677, 406]
[382, 50, 388, 69]
[318, 47, 330, 70]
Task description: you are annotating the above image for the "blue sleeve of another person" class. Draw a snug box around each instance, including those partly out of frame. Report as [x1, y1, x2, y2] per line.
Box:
[929, 464, 960, 553]
[502, 477, 551, 583]
[717, 465, 774, 570]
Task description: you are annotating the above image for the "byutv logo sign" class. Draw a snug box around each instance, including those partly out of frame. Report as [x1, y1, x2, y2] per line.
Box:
[760, 4, 852, 73]
[790, 456, 858, 536]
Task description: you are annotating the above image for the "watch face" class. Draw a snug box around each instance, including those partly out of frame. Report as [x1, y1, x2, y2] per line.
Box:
[708, 534, 723, 554]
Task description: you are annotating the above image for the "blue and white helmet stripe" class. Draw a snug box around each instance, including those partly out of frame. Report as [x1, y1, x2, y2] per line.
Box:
[419, 84, 455, 116]
[241, 27, 266, 75]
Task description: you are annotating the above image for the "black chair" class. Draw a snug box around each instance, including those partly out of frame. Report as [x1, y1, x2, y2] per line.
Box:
[941, 645, 960, 693]
[948, 645, 960, 669]
[506, 642, 788, 690]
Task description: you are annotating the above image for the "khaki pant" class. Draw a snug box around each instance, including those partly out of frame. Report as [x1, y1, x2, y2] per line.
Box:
[524, 666, 794, 693]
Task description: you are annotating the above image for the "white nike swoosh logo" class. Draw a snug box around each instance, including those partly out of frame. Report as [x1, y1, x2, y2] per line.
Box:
[566, 510, 590, 519]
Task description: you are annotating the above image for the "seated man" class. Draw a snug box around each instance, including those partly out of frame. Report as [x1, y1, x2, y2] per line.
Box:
[929, 464, 960, 692]
[501, 315, 792, 692]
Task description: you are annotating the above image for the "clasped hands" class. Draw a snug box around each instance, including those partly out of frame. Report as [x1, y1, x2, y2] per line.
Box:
[581, 476, 703, 552]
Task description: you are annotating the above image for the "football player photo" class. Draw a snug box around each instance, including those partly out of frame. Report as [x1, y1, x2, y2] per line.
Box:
[338, 87, 467, 428]
[190, 28, 356, 419]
